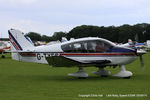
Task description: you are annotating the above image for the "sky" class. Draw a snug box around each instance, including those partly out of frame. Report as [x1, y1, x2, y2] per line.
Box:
[0, 0, 150, 38]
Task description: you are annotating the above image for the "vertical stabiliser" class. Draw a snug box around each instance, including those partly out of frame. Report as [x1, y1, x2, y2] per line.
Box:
[8, 29, 34, 50]
[8, 29, 35, 61]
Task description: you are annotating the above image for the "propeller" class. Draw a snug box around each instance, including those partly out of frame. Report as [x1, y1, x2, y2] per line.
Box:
[139, 55, 144, 69]
[134, 33, 145, 69]
[136, 49, 146, 69]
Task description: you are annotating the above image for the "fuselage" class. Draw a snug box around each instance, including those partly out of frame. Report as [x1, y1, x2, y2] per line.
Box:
[31, 37, 137, 66]
[8, 29, 138, 67]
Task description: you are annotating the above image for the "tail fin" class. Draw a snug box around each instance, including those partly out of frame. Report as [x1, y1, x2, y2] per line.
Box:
[8, 29, 34, 51]
[8, 29, 34, 60]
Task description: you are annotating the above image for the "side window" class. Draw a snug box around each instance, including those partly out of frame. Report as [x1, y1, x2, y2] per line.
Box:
[61, 42, 88, 53]
[61, 40, 112, 53]
[95, 40, 112, 52]
[103, 42, 112, 51]
[61, 44, 72, 52]
[73, 43, 82, 52]
[95, 41, 106, 52]
[87, 41, 97, 52]
[86, 40, 111, 53]
[82, 42, 88, 52]
[72, 42, 88, 52]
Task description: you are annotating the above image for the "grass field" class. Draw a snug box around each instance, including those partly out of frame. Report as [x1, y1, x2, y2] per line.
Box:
[0, 53, 150, 100]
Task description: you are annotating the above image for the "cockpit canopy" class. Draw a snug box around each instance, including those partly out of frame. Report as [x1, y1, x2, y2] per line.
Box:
[61, 39, 114, 53]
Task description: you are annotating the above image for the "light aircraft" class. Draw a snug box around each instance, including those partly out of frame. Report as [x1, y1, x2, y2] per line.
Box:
[0, 41, 11, 58]
[146, 40, 150, 51]
[118, 39, 146, 53]
[8, 29, 146, 78]
[118, 39, 135, 48]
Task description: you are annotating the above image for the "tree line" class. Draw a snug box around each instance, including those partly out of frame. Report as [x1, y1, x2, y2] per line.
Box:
[25, 23, 150, 43]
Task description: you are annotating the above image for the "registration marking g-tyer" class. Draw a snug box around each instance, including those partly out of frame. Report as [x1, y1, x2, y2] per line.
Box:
[37, 53, 60, 60]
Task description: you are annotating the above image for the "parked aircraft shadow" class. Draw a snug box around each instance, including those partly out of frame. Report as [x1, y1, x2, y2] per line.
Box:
[11, 74, 133, 82]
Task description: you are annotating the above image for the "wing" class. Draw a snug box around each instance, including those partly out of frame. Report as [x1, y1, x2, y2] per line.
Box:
[46, 56, 111, 67]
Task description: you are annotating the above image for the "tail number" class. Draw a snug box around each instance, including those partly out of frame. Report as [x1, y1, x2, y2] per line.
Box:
[37, 53, 60, 60]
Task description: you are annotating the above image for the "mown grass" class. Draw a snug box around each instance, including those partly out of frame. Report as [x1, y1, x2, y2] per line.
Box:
[0, 53, 150, 100]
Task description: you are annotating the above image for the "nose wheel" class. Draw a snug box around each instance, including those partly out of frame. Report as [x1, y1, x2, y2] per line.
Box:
[68, 67, 88, 78]
[113, 65, 132, 78]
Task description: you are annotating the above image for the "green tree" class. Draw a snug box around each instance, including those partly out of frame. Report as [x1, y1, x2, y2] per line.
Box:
[67, 25, 101, 39]
[41, 35, 51, 42]
[25, 23, 150, 43]
[52, 32, 67, 41]
[117, 24, 134, 43]
[25, 32, 41, 41]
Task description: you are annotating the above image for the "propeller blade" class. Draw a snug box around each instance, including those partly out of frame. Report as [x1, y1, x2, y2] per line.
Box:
[139, 55, 144, 69]
[136, 49, 146, 70]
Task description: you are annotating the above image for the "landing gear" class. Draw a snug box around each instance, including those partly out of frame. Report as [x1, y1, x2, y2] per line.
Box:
[113, 65, 132, 78]
[92, 67, 111, 77]
[68, 65, 132, 79]
[68, 67, 88, 78]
